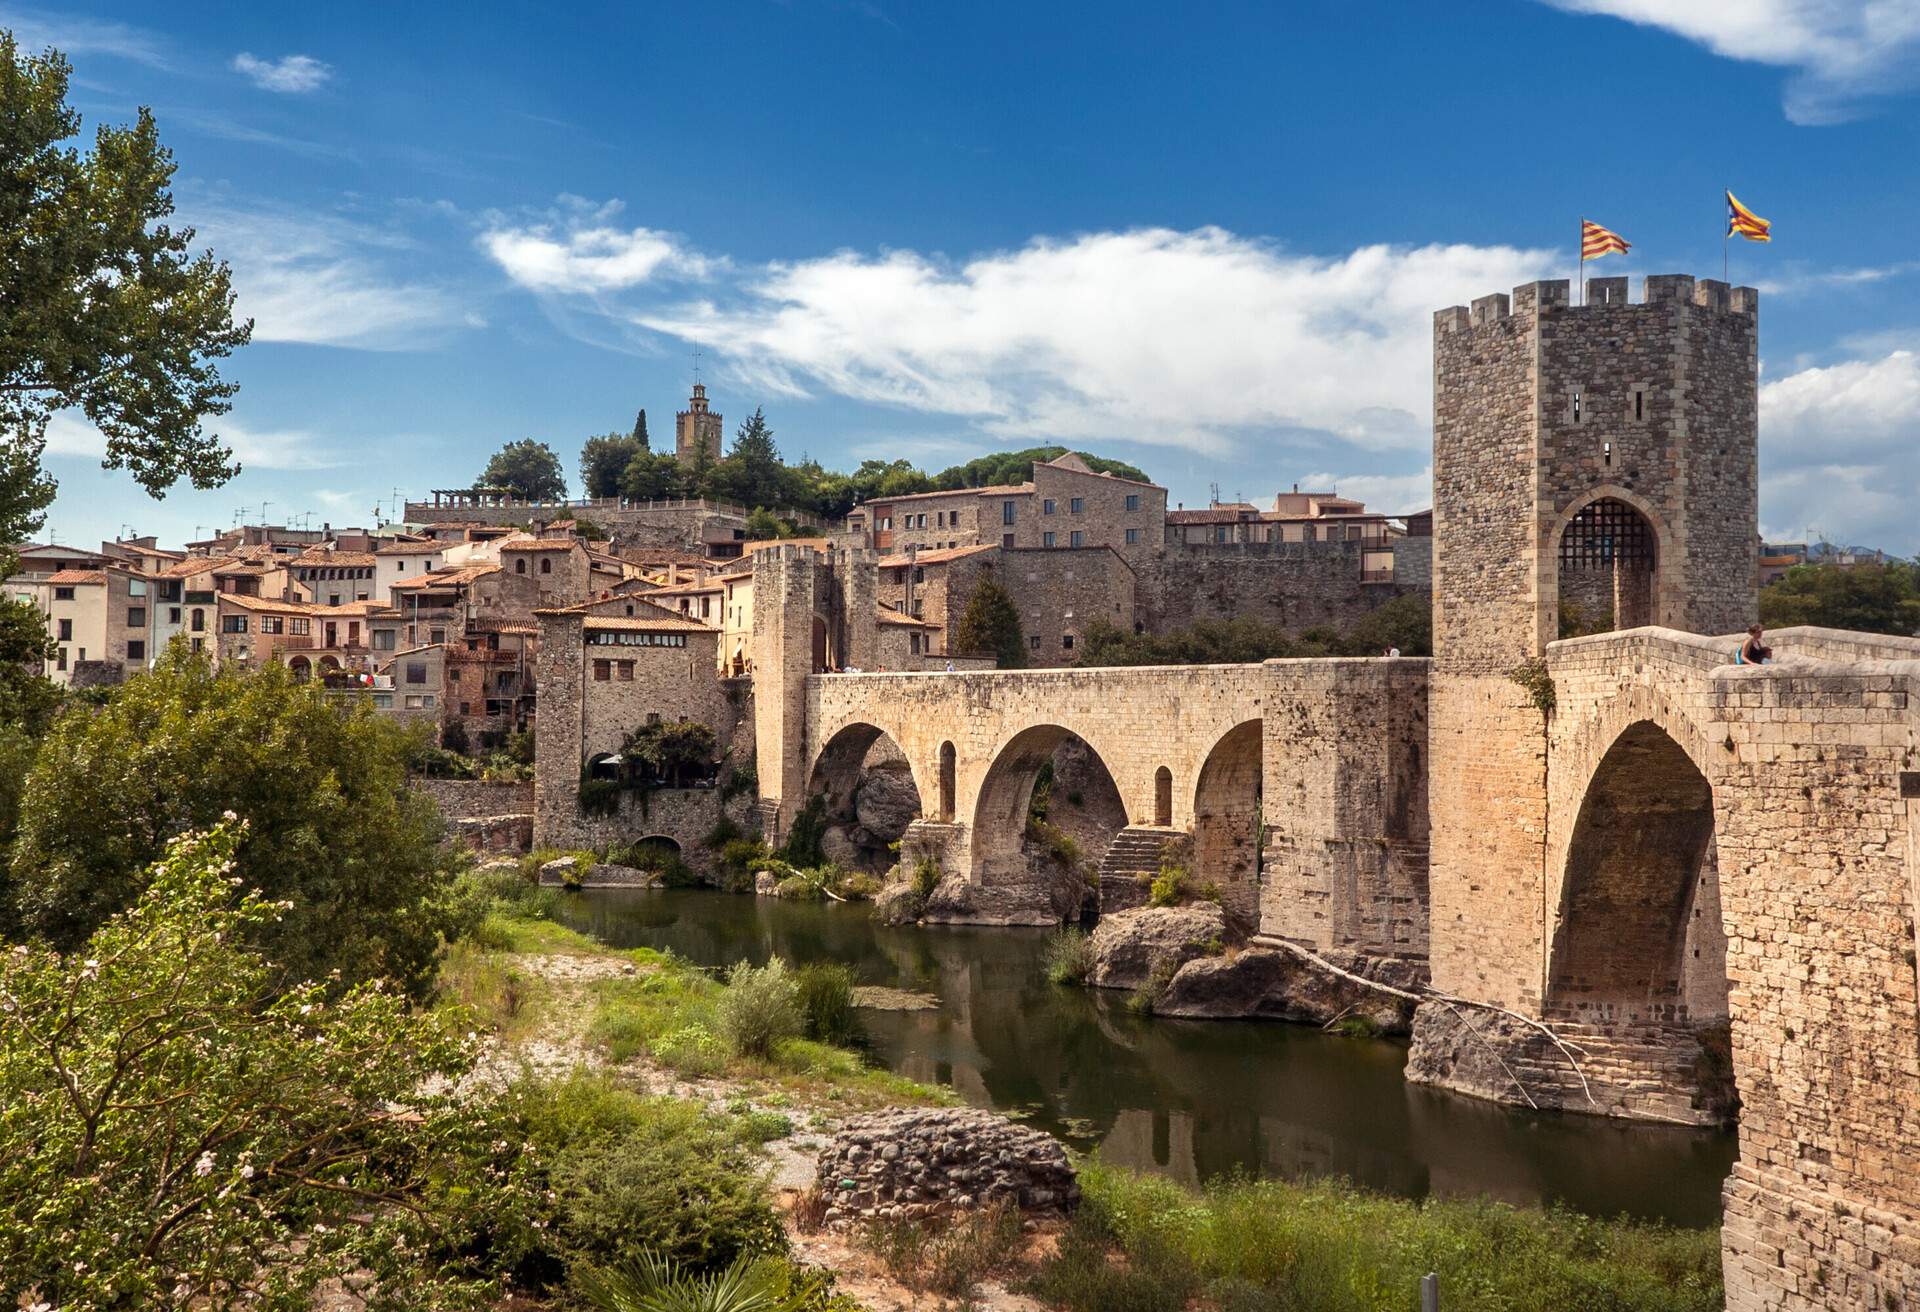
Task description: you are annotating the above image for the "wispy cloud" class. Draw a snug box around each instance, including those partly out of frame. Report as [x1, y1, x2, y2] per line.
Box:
[0, 7, 168, 68]
[45, 412, 344, 472]
[479, 197, 715, 294]
[1301, 467, 1434, 516]
[187, 200, 470, 350]
[231, 52, 332, 94]
[1538, 1, 1920, 123]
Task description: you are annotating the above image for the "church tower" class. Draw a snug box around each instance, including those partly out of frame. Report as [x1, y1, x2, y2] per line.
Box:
[675, 383, 724, 463]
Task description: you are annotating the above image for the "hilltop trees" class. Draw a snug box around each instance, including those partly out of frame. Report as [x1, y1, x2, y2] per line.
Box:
[706, 407, 787, 511]
[0, 32, 251, 544]
[479, 438, 568, 502]
[581, 432, 645, 498]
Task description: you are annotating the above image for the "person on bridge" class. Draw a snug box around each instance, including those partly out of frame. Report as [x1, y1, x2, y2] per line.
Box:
[1736, 623, 1772, 665]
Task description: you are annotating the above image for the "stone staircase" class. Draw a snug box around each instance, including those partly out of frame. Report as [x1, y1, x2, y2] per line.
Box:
[1097, 827, 1188, 914]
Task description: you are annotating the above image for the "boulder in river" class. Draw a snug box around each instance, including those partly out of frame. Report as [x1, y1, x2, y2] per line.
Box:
[1154, 945, 1423, 1033]
[1084, 903, 1227, 990]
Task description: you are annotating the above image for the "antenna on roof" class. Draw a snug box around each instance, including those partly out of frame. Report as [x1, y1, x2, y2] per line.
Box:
[692, 339, 703, 387]
[1209, 481, 1221, 507]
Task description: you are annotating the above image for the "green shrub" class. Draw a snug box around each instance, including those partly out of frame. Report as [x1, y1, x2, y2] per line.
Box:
[859, 1200, 1025, 1302]
[1148, 862, 1190, 908]
[717, 958, 804, 1059]
[721, 837, 774, 875]
[775, 873, 825, 901]
[911, 856, 942, 897]
[719, 760, 758, 803]
[795, 962, 858, 1046]
[1045, 927, 1094, 985]
[737, 1110, 795, 1144]
[1127, 956, 1180, 1015]
[450, 864, 560, 935]
[832, 870, 883, 899]
[652, 1024, 728, 1077]
[779, 794, 829, 868]
[509, 1074, 785, 1275]
[706, 815, 744, 848]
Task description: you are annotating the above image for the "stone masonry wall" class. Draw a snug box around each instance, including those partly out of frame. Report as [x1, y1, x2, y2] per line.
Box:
[1133, 540, 1403, 635]
[413, 778, 534, 820]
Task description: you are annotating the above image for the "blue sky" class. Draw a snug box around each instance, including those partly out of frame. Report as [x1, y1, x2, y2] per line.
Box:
[16, 1, 1920, 551]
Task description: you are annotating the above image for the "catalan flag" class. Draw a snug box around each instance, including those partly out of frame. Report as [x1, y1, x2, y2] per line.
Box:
[1726, 191, 1771, 243]
[1580, 219, 1631, 260]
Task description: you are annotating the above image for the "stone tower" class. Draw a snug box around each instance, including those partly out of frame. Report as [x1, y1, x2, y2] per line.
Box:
[1426, 274, 1758, 1010]
[675, 383, 724, 463]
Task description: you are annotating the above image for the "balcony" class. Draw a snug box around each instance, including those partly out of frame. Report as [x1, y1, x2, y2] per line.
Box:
[1361, 568, 1395, 583]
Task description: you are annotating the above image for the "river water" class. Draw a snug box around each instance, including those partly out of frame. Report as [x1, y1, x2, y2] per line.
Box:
[554, 888, 1735, 1227]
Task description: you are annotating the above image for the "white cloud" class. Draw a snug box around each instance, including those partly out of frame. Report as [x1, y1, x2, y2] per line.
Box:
[231, 52, 332, 94]
[634, 227, 1553, 454]
[1, 8, 167, 67]
[1300, 467, 1434, 516]
[1758, 350, 1920, 549]
[1539, 1, 1920, 122]
[480, 199, 710, 294]
[187, 203, 467, 350]
[44, 411, 341, 471]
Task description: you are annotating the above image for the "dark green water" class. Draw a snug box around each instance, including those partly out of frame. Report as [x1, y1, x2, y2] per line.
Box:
[554, 888, 1736, 1227]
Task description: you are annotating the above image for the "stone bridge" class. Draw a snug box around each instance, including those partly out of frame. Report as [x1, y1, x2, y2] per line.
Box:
[766, 624, 1920, 1309]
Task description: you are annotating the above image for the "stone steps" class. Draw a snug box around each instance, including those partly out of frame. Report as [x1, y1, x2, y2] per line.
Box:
[1097, 827, 1188, 914]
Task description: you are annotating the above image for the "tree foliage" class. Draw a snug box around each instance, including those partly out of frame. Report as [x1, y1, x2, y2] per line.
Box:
[631, 407, 650, 449]
[0, 34, 253, 538]
[930, 445, 1150, 490]
[954, 576, 1026, 669]
[6, 648, 463, 997]
[620, 449, 687, 502]
[0, 823, 509, 1311]
[620, 719, 720, 788]
[705, 408, 787, 512]
[1759, 561, 1920, 636]
[580, 433, 644, 499]
[478, 439, 567, 502]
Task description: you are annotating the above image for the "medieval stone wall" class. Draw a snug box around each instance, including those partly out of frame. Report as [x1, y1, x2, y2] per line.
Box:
[1132, 540, 1403, 635]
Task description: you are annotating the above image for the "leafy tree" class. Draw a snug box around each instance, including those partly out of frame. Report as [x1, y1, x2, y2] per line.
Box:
[0, 586, 57, 731]
[479, 438, 567, 502]
[632, 407, 650, 449]
[0, 34, 251, 533]
[580, 432, 644, 499]
[0, 822, 519, 1310]
[954, 576, 1026, 668]
[1759, 561, 1920, 636]
[7, 648, 463, 997]
[621, 449, 686, 502]
[742, 506, 794, 541]
[706, 407, 786, 510]
[621, 719, 720, 788]
[932, 446, 1151, 490]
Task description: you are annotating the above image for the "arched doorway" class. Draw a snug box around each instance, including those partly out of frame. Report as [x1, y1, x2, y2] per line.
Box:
[811, 615, 830, 673]
[1556, 497, 1658, 637]
[970, 725, 1125, 917]
[1153, 766, 1173, 827]
[289, 655, 312, 682]
[805, 723, 923, 871]
[587, 752, 623, 782]
[1191, 721, 1263, 921]
[1548, 719, 1732, 1123]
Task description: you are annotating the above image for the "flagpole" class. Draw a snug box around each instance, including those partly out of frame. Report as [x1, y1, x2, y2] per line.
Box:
[1578, 216, 1585, 306]
[1723, 189, 1729, 283]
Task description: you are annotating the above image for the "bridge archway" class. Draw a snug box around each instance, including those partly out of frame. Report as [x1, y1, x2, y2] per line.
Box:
[1547, 717, 1733, 1122]
[805, 721, 924, 870]
[1550, 489, 1668, 638]
[1191, 719, 1263, 920]
[970, 724, 1125, 892]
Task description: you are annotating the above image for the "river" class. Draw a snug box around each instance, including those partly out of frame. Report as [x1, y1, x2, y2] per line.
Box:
[553, 887, 1735, 1227]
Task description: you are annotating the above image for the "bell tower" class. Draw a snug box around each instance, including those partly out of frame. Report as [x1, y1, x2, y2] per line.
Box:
[676, 383, 724, 463]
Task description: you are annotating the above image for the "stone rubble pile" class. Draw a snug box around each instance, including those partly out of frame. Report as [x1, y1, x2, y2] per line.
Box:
[813, 1107, 1078, 1226]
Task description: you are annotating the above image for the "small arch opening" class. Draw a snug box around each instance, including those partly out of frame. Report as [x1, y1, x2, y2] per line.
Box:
[1153, 766, 1173, 826]
[938, 741, 957, 821]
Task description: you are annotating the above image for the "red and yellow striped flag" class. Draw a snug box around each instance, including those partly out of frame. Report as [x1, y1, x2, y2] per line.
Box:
[1581, 219, 1630, 259]
[1726, 191, 1771, 243]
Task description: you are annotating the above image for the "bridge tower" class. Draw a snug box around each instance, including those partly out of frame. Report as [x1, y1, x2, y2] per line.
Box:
[1426, 274, 1758, 1011]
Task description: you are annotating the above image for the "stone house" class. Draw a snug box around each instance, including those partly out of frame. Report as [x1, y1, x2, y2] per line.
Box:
[374, 540, 447, 599]
[876, 543, 1138, 667]
[288, 547, 378, 606]
[213, 594, 317, 669]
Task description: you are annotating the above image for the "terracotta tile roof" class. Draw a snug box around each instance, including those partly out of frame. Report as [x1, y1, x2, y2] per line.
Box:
[499, 536, 580, 552]
[220, 593, 316, 615]
[161, 556, 234, 578]
[867, 484, 1031, 505]
[391, 564, 499, 589]
[876, 606, 938, 628]
[374, 542, 442, 557]
[292, 548, 378, 567]
[45, 569, 107, 585]
[313, 600, 396, 617]
[738, 538, 830, 555]
[579, 614, 715, 634]
[876, 543, 999, 569]
[1167, 509, 1250, 524]
[467, 619, 539, 635]
[643, 577, 725, 596]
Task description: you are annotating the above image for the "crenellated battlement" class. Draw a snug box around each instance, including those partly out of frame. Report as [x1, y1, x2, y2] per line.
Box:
[1435, 275, 1758, 333]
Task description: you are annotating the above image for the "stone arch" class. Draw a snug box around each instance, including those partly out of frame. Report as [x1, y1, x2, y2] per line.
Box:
[1190, 720, 1264, 920]
[937, 741, 956, 822]
[1152, 766, 1173, 827]
[631, 834, 681, 858]
[289, 655, 311, 681]
[1546, 715, 1734, 1123]
[587, 752, 622, 782]
[1547, 486, 1673, 640]
[804, 721, 924, 871]
[317, 654, 341, 673]
[969, 724, 1125, 894]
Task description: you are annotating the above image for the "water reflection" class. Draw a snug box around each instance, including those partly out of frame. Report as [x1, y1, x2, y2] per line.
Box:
[555, 889, 1734, 1227]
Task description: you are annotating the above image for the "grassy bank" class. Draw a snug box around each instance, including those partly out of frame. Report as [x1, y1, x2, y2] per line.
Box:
[1028, 1158, 1722, 1312]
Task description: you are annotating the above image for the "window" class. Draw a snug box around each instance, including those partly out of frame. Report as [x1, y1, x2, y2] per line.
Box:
[127, 640, 145, 662]
[429, 627, 445, 644]
[617, 660, 635, 680]
[910, 632, 922, 654]
[55, 648, 66, 671]
[1302, 526, 1316, 542]
[222, 615, 248, 634]
[373, 630, 395, 651]
[1002, 501, 1016, 525]
[1125, 528, 1140, 545]
[1215, 526, 1231, 543]
[168, 607, 181, 624]
[404, 694, 434, 710]
[1069, 497, 1084, 513]
[1029, 635, 1040, 650]
[57, 618, 72, 641]
[1042, 499, 1056, 515]
[125, 606, 146, 628]
[53, 586, 74, 602]
[1069, 530, 1085, 547]
[191, 637, 203, 653]
[459, 702, 471, 715]
[1062, 634, 1075, 650]
[1125, 494, 1141, 511]
[593, 659, 611, 681]
[290, 618, 310, 635]
[260, 616, 283, 634]
[1042, 532, 1056, 548]
[190, 609, 205, 632]
[1002, 533, 1015, 549]
[447, 667, 461, 685]
[406, 662, 427, 685]
[373, 693, 393, 708]
[935, 511, 945, 527]
[515, 558, 527, 574]
[327, 594, 340, 606]
[540, 558, 552, 574]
